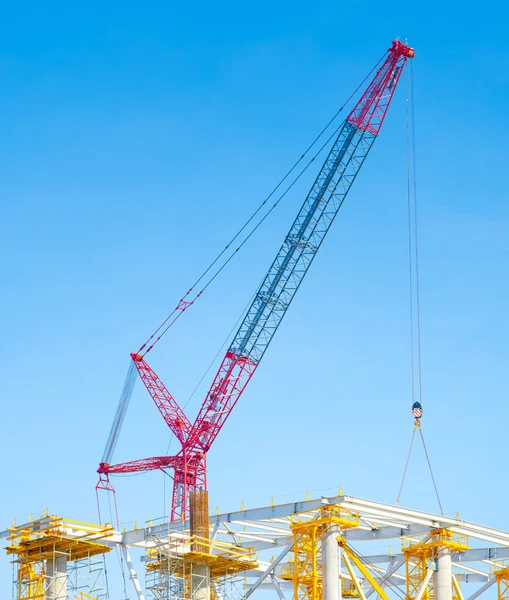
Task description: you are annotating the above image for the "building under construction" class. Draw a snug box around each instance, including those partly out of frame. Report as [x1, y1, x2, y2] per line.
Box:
[3, 37, 505, 600]
[4, 494, 509, 600]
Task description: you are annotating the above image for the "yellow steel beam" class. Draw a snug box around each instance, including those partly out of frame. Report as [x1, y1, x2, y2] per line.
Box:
[452, 574, 464, 600]
[337, 537, 390, 600]
[342, 551, 367, 600]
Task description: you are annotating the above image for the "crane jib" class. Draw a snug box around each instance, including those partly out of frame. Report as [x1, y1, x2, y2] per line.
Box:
[97, 40, 414, 522]
[231, 119, 376, 364]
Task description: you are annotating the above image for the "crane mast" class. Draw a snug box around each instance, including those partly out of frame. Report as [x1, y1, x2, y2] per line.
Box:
[98, 40, 414, 523]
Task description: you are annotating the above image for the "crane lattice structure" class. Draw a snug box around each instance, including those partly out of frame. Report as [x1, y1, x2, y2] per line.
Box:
[97, 40, 415, 524]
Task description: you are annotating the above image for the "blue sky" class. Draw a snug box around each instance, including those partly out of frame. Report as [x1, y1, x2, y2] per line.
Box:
[1, 0, 508, 595]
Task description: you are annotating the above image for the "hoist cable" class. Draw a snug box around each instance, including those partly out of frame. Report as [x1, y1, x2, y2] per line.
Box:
[107, 491, 129, 598]
[161, 289, 257, 511]
[162, 286, 259, 509]
[405, 64, 416, 406]
[138, 53, 387, 356]
[407, 63, 444, 516]
[399, 61, 443, 515]
[182, 288, 259, 413]
[346, 543, 407, 600]
[419, 426, 444, 515]
[396, 424, 417, 504]
[139, 120, 341, 356]
[410, 61, 424, 406]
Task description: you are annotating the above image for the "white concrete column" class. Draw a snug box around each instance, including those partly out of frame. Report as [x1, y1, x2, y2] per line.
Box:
[191, 563, 210, 600]
[122, 546, 146, 600]
[434, 549, 453, 600]
[46, 555, 67, 600]
[322, 524, 342, 600]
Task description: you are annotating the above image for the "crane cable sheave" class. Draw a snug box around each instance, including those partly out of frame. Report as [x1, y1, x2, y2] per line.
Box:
[98, 39, 414, 520]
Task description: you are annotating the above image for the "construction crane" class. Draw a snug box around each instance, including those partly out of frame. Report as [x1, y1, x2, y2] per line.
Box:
[97, 40, 414, 524]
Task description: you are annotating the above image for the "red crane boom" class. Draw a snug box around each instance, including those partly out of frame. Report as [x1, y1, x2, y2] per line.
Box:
[98, 40, 414, 521]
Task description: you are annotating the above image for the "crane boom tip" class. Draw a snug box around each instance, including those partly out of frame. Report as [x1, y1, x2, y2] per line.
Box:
[391, 40, 415, 58]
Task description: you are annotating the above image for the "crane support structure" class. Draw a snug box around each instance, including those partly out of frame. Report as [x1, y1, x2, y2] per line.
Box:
[98, 40, 414, 521]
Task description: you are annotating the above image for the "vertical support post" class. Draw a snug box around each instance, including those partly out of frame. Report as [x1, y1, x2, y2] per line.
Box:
[191, 564, 211, 600]
[190, 488, 211, 600]
[322, 524, 342, 600]
[190, 489, 210, 552]
[122, 546, 146, 600]
[434, 549, 453, 600]
[45, 555, 67, 600]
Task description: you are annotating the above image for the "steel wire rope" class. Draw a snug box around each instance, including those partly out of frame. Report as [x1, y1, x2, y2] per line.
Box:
[110, 471, 147, 478]
[410, 61, 424, 409]
[349, 547, 407, 599]
[141, 121, 344, 357]
[344, 543, 407, 600]
[162, 433, 174, 513]
[240, 120, 373, 364]
[138, 52, 387, 357]
[107, 491, 129, 599]
[183, 287, 259, 413]
[419, 426, 444, 515]
[408, 60, 445, 514]
[396, 64, 417, 506]
[162, 287, 259, 510]
[397, 60, 444, 515]
[405, 59, 416, 408]
[396, 425, 417, 504]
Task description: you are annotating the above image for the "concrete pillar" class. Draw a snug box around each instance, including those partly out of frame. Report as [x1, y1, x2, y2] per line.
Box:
[322, 524, 342, 600]
[434, 549, 453, 600]
[191, 563, 210, 600]
[122, 546, 146, 600]
[46, 555, 67, 600]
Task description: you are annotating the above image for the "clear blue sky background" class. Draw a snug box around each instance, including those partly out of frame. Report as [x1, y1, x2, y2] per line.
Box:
[1, 0, 508, 595]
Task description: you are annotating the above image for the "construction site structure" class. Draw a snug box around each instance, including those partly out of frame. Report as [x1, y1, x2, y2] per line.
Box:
[4, 494, 509, 600]
[495, 566, 509, 600]
[402, 528, 470, 600]
[145, 513, 257, 600]
[5, 513, 113, 600]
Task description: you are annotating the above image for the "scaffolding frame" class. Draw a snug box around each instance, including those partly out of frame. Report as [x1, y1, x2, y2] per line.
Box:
[402, 529, 469, 600]
[145, 517, 257, 600]
[281, 507, 360, 600]
[5, 494, 509, 600]
[6, 513, 113, 600]
[494, 566, 509, 600]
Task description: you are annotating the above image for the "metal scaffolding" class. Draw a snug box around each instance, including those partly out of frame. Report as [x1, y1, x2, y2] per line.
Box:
[144, 516, 257, 600]
[5, 512, 112, 600]
[4, 495, 509, 600]
[402, 529, 469, 600]
[281, 507, 359, 600]
[495, 567, 509, 600]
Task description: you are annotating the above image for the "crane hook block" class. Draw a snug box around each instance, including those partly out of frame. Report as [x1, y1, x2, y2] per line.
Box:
[412, 401, 423, 420]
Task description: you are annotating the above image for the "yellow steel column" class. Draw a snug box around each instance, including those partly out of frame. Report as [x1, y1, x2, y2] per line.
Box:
[402, 529, 468, 600]
[495, 567, 509, 600]
[286, 507, 359, 600]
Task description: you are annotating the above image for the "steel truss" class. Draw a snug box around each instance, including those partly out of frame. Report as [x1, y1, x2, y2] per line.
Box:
[4, 495, 509, 600]
[121, 495, 509, 600]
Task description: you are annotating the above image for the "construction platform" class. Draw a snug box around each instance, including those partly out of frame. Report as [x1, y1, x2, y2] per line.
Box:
[3, 494, 509, 600]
